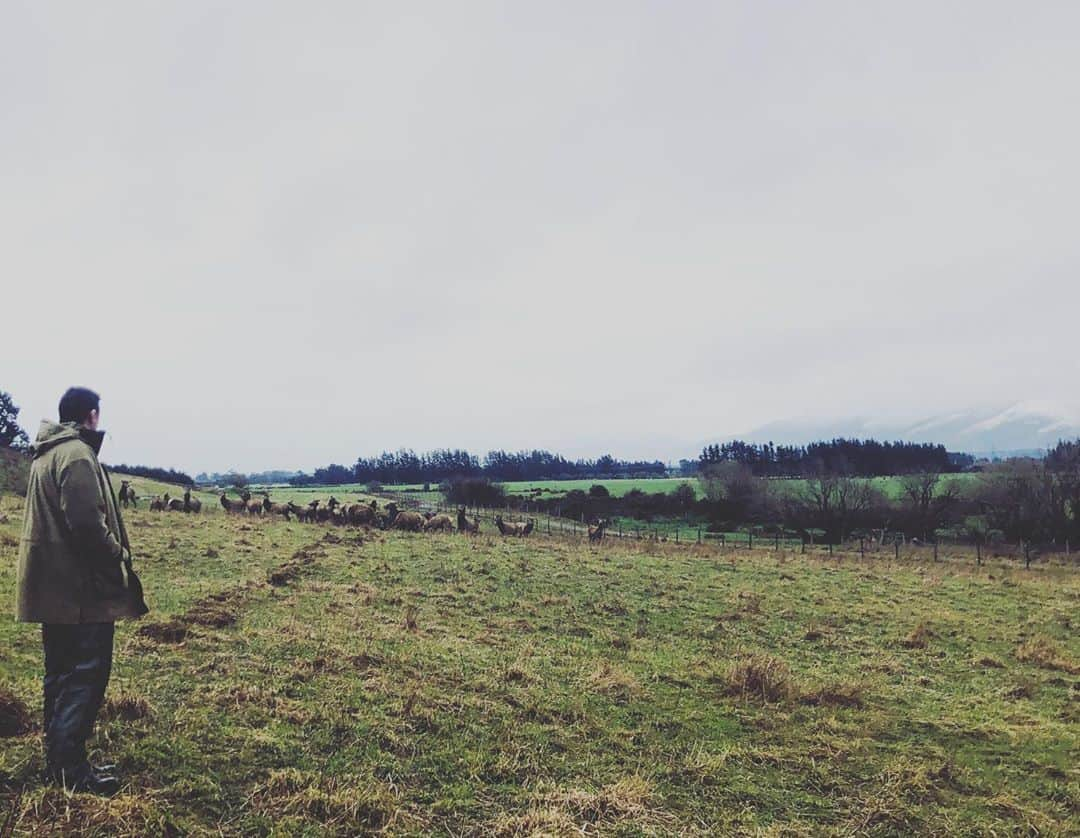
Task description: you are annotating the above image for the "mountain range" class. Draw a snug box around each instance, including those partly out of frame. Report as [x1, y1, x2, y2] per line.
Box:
[730, 401, 1080, 459]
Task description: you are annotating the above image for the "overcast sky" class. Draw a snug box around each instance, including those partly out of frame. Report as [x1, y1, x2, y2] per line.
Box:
[4, 2, 1079, 473]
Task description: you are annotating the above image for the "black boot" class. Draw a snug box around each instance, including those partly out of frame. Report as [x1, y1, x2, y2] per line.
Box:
[46, 763, 120, 796]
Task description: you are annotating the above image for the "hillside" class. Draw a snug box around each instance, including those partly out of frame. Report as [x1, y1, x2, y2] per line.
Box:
[0, 505, 1076, 834]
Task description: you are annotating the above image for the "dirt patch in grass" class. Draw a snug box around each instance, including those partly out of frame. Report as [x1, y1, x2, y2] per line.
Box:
[184, 591, 242, 628]
[0, 685, 33, 737]
[1015, 635, 1080, 674]
[137, 619, 189, 644]
[800, 680, 866, 708]
[268, 544, 322, 587]
[1002, 679, 1037, 701]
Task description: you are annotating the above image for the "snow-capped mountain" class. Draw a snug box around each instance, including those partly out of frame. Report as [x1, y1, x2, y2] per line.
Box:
[731, 402, 1080, 457]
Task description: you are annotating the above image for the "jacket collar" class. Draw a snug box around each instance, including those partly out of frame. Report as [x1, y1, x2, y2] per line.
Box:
[79, 427, 106, 456]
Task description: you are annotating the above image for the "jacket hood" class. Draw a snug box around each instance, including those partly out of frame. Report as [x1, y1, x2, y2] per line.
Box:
[31, 420, 105, 458]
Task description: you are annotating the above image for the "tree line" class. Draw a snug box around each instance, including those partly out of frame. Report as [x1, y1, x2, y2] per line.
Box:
[693, 442, 1080, 550]
[698, 438, 971, 477]
[105, 464, 195, 486]
[290, 449, 668, 486]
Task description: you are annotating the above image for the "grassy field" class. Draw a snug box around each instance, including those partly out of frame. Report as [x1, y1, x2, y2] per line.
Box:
[0, 492, 1077, 835]
[401, 475, 984, 502]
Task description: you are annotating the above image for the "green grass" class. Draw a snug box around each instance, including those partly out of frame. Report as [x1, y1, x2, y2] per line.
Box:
[449, 474, 982, 502]
[0, 494, 1077, 835]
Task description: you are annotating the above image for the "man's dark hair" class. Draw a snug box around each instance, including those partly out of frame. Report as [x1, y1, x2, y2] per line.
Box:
[58, 387, 101, 424]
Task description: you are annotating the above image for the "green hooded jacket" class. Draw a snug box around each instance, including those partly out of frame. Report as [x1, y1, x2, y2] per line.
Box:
[16, 420, 148, 623]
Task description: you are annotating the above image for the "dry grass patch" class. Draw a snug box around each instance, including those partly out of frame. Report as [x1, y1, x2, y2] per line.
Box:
[900, 621, 934, 649]
[723, 652, 795, 703]
[12, 789, 177, 836]
[248, 768, 399, 833]
[493, 775, 675, 835]
[503, 660, 535, 685]
[1015, 635, 1080, 674]
[210, 682, 313, 724]
[101, 693, 152, 721]
[584, 662, 641, 702]
[488, 807, 578, 836]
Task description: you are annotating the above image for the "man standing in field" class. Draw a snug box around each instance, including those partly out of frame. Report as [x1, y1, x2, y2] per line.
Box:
[15, 387, 148, 795]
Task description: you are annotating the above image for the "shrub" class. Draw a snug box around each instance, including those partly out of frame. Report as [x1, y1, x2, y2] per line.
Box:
[444, 477, 506, 508]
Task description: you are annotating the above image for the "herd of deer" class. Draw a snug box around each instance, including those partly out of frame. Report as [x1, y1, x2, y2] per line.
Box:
[120, 481, 610, 541]
[215, 491, 499, 535]
[117, 482, 204, 514]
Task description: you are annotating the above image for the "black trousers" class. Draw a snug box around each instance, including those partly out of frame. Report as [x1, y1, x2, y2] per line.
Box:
[41, 622, 114, 775]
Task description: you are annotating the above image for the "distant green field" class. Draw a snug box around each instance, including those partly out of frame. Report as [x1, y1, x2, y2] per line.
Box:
[496, 474, 981, 502]
[370, 474, 984, 505]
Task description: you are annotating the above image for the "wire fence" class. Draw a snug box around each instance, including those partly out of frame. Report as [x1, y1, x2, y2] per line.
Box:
[381, 490, 1080, 568]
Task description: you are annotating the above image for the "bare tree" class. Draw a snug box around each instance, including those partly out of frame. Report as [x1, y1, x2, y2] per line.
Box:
[899, 472, 960, 540]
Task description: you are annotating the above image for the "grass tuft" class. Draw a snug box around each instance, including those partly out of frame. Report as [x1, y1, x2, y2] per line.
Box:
[723, 652, 794, 703]
[1015, 634, 1080, 674]
[900, 621, 934, 649]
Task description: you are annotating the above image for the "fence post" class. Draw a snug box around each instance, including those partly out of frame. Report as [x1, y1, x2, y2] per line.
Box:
[894, 540, 899, 561]
[675, 529, 679, 544]
[860, 538, 865, 559]
[933, 541, 938, 562]
[697, 527, 701, 544]
[748, 531, 753, 550]
[828, 542, 833, 557]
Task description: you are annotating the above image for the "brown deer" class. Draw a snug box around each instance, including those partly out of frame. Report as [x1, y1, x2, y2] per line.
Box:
[588, 519, 609, 543]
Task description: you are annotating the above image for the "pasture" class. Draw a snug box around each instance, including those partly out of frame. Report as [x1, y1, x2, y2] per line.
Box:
[0, 491, 1077, 836]
[380, 475, 983, 503]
